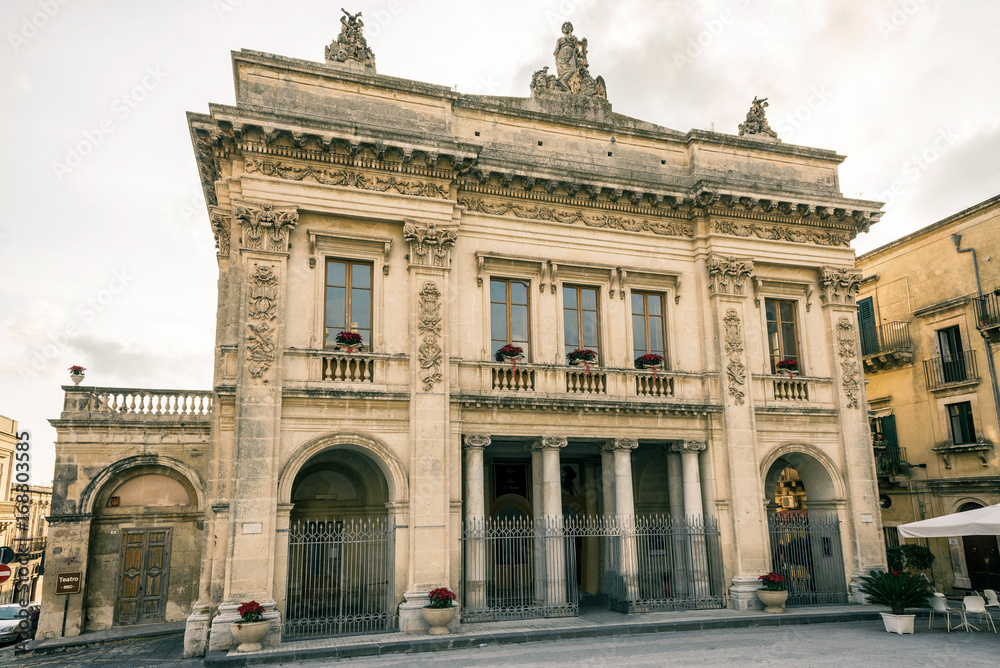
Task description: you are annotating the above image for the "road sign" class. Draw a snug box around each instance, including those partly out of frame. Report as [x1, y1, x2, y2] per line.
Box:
[0, 546, 13, 564]
[56, 571, 82, 595]
[0, 564, 10, 584]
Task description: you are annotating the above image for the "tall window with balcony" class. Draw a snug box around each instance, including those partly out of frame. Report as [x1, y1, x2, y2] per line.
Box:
[490, 278, 530, 360]
[325, 259, 372, 348]
[937, 326, 966, 383]
[947, 401, 976, 445]
[765, 299, 800, 374]
[871, 414, 900, 475]
[631, 291, 667, 366]
[563, 286, 601, 362]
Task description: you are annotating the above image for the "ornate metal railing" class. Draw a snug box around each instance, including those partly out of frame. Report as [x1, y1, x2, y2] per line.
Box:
[923, 350, 979, 389]
[975, 292, 1000, 328]
[873, 446, 907, 476]
[767, 513, 848, 606]
[860, 322, 912, 357]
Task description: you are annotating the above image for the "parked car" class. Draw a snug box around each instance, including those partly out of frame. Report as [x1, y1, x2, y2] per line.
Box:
[0, 603, 40, 645]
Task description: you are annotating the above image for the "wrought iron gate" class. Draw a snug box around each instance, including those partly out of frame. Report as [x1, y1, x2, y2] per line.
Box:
[767, 513, 848, 605]
[460, 515, 725, 622]
[285, 518, 396, 638]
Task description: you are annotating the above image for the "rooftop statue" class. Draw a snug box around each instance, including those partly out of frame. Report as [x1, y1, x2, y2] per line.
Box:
[738, 96, 779, 140]
[530, 22, 607, 100]
[325, 8, 376, 71]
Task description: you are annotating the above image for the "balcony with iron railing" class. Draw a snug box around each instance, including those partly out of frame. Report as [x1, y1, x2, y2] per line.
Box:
[974, 291, 1000, 344]
[873, 445, 908, 477]
[860, 322, 914, 373]
[923, 350, 979, 391]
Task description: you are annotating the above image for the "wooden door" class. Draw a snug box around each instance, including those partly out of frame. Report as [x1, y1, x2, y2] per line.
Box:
[964, 534, 1000, 590]
[115, 528, 172, 626]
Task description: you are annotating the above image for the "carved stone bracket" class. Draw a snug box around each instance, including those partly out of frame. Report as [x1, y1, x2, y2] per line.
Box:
[707, 255, 754, 296]
[210, 207, 231, 255]
[601, 437, 638, 452]
[234, 200, 299, 253]
[530, 436, 569, 451]
[609, 267, 628, 299]
[417, 282, 443, 391]
[246, 264, 279, 378]
[723, 308, 747, 406]
[836, 316, 861, 409]
[404, 220, 457, 268]
[464, 434, 491, 450]
[670, 439, 707, 453]
[819, 267, 863, 306]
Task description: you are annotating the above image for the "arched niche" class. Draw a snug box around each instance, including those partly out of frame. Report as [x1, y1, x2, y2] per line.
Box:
[105, 474, 191, 508]
[761, 443, 844, 514]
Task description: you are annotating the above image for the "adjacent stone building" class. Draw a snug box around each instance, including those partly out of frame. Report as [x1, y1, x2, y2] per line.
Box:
[40, 18, 887, 655]
[856, 194, 1000, 591]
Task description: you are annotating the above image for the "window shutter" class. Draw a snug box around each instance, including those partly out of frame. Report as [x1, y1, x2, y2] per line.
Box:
[857, 297, 876, 356]
[882, 415, 898, 452]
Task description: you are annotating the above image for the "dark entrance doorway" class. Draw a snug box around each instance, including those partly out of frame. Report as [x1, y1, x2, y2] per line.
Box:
[115, 528, 171, 626]
[959, 502, 1000, 590]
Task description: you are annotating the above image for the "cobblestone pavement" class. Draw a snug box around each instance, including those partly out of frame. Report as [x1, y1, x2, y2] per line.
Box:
[2, 622, 997, 667]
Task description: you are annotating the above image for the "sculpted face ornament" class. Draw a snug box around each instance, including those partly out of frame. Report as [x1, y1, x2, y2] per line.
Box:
[530, 22, 607, 100]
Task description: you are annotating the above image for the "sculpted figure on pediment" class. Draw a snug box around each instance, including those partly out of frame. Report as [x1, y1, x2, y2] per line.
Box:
[530, 22, 607, 100]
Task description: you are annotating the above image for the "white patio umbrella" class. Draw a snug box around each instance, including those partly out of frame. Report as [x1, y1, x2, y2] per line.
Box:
[897, 503, 1000, 538]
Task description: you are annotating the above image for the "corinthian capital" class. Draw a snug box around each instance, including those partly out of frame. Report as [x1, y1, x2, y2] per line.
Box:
[529, 436, 568, 451]
[670, 439, 707, 453]
[706, 254, 754, 296]
[818, 266, 863, 306]
[601, 438, 638, 452]
[233, 200, 298, 253]
[403, 219, 458, 268]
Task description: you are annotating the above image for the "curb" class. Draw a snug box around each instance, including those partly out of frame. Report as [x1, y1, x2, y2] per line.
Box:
[15, 628, 185, 658]
[204, 610, 885, 667]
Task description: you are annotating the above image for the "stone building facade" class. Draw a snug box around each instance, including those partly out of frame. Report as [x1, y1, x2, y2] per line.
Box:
[856, 194, 1000, 592]
[39, 20, 887, 655]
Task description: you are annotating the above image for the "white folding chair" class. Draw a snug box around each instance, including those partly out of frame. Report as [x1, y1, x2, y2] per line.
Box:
[963, 595, 997, 633]
[928, 595, 965, 632]
[983, 589, 1000, 619]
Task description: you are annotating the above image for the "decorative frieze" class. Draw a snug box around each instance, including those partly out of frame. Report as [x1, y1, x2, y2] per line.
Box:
[246, 264, 279, 378]
[713, 220, 849, 247]
[723, 309, 747, 406]
[707, 255, 754, 296]
[234, 200, 299, 253]
[836, 316, 861, 409]
[209, 207, 231, 255]
[417, 282, 443, 391]
[601, 438, 638, 452]
[244, 157, 449, 199]
[819, 267, 863, 305]
[404, 220, 458, 268]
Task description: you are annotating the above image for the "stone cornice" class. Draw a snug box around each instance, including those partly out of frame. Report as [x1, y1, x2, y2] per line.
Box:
[455, 392, 720, 416]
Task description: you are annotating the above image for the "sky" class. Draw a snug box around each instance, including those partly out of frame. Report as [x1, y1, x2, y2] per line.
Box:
[1, 0, 998, 484]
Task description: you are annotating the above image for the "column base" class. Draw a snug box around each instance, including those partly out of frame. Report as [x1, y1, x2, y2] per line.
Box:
[208, 600, 281, 652]
[183, 602, 211, 658]
[728, 576, 763, 611]
[398, 590, 461, 634]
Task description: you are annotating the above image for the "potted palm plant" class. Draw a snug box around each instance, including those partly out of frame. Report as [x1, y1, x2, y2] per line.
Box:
[756, 571, 788, 613]
[421, 587, 457, 635]
[230, 600, 269, 651]
[858, 570, 931, 634]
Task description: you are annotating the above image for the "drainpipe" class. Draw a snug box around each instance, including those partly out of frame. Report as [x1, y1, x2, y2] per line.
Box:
[951, 234, 1000, 434]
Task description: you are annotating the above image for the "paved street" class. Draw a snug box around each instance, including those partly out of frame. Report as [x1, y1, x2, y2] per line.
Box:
[2, 622, 998, 667]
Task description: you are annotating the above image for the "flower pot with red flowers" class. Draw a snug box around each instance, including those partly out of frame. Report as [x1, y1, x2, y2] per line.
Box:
[756, 572, 788, 613]
[421, 587, 457, 635]
[775, 359, 799, 379]
[230, 600, 269, 652]
[635, 354, 664, 370]
[495, 344, 524, 369]
[68, 365, 87, 385]
[334, 330, 364, 353]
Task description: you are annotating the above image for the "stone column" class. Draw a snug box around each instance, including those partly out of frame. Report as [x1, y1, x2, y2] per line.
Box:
[602, 438, 640, 605]
[463, 435, 489, 612]
[673, 439, 710, 596]
[531, 436, 567, 606]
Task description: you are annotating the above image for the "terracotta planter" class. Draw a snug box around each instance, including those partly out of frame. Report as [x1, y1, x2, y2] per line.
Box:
[421, 606, 456, 635]
[70, 374, 84, 385]
[230, 620, 270, 652]
[756, 589, 788, 613]
[880, 612, 915, 634]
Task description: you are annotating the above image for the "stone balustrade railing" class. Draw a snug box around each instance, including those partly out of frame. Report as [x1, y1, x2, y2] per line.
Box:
[477, 363, 689, 400]
[61, 386, 213, 419]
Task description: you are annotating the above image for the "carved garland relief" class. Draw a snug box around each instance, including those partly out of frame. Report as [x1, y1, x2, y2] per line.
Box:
[712, 220, 849, 247]
[836, 316, 861, 409]
[246, 264, 279, 378]
[417, 282, 443, 391]
[723, 308, 747, 406]
[244, 157, 448, 200]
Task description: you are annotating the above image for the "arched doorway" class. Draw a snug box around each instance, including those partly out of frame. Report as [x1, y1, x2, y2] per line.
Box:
[84, 463, 202, 630]
[283, 446, 396, 638]
[958, 502, 1000, 590]
[762, 448, 848, 606]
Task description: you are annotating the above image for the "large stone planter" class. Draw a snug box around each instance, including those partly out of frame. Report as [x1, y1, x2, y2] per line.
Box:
[880, 612, 915, 634]
[421, 606, 456, 635]
[230, 621, 270, 652]
[756, 589, 788, 613]
[70, 374, 84, 385]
